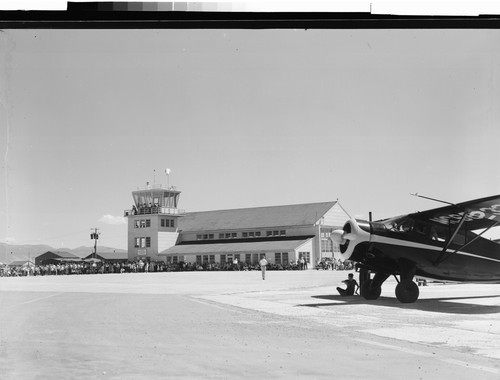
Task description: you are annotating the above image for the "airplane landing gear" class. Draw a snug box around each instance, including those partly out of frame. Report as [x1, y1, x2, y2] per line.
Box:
[395, 259, 419, 303]
[395, 280, 419, 303]
[359, 270, 389, 301]
[361, 279, 381, 300]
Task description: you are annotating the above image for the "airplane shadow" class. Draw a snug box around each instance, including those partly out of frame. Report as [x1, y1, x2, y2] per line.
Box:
[297, 294, 500, 315]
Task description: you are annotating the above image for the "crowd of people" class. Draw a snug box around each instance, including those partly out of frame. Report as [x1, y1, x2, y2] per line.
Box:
[0, 258, 355, 277]
[315, 258, 355, 271]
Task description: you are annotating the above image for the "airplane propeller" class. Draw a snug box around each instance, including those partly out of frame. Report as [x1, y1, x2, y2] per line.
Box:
[331, 229, 356, 244]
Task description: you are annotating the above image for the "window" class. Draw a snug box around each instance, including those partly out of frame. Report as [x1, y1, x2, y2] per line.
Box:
[282, 252, 289, 264]
[172, 256, 178, 264]
[266, 231, 273, 237]
[136, 219, 151, 228]
[161, 219, 165, 227]
[219, 233, 224, 239]
[249, 232, 254, 237]
[273, 230, 279, 236]
[321, 239, 333, 253]
[275, 252, 281, 263]
[231, 233, 237, 238]
[220, 254, 226, 264]
[197, 234, 202, 240]
[234, 254, 240, 262]
[225, 233, 231, 239]
[245, 254, 251, 263]
[280, 230, 286, 236]
[274, 252, 288, 265]
[135, 237, 150, 248]
[170, 219, 175, 228]
[255, 232, 261, 237]
[209, 255, 215, 264]
[203, 255, 209, 264]
[208, 234, 214, 240]
[242, 232, 248, 238]
[203, 234, 208, 239]
[196, 255, 202, 264]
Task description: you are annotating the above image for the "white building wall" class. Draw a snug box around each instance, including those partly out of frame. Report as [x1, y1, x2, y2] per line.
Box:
[321, 203, 351, 227]
[158, 232, 180, 253]
[294, 239, 313, 262]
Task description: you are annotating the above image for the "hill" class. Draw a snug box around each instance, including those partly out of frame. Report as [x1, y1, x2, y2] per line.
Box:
[0, 243, 127, 264]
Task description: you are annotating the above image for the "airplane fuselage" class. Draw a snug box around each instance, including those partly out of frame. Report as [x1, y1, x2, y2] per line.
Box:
[349, 219, 500, 282]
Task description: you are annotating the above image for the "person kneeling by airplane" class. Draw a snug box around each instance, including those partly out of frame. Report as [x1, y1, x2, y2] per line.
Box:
[337, 273, 359, 296]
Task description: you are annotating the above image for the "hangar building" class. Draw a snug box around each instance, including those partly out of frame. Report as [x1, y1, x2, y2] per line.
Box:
[124, 183, 350, 267]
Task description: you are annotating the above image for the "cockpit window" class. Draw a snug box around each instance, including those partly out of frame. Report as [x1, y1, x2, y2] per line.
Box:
[383, 216, 414, 233]
[382, 215, 446, 241]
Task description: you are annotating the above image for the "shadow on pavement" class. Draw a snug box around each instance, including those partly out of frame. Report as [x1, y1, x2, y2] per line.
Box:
[297, 294, 500, 314]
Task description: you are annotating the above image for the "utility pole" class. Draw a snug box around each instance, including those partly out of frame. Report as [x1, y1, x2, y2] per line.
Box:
[90, 228, 100, 259]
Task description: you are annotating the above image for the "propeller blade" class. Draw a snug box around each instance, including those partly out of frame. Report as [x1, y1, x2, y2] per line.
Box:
[331, 230, 345, 244]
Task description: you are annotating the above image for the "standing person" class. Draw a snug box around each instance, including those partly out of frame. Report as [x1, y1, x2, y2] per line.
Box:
[299, 256, 305, 270]
[259, 256, 268, 280]
[336, 273, 359, 296]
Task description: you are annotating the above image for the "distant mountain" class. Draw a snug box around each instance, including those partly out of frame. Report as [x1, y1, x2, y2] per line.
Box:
[0, 243, 127, 264]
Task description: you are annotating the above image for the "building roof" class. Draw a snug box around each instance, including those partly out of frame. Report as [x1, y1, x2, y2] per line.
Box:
[9, 260, 35, 266]
[37, 251, 80, 259]
[178, 201, 337, 232]
[159, 238, 312, 256]
[83, 251, 128, 260]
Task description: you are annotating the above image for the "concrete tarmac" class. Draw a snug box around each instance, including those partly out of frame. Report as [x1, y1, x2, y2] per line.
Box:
[1, 270, 499, 379]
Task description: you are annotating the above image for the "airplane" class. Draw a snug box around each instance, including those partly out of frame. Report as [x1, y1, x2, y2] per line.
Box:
[331, 194, 500, 303]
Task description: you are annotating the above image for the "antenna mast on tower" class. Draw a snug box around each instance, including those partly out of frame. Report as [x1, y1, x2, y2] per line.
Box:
[165, 168, 171, 189]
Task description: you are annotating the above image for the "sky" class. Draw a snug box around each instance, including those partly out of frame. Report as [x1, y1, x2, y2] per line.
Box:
[1, 27, 499, 250]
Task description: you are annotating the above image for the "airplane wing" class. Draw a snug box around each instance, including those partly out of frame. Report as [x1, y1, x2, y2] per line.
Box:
[408, 194, 500, 231]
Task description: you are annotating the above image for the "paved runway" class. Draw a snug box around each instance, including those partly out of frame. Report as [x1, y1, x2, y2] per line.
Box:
[1, 271, 499, 379]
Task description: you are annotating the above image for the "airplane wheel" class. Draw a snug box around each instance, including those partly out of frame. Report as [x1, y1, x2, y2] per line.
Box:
[395, 280, 419, 303]
[360, 279, 382, 300]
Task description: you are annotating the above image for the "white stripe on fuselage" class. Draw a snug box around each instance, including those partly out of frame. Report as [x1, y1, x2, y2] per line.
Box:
[369, 234, 500, 264]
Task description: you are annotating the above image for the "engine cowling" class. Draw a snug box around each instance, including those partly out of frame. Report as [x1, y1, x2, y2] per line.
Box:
[332, 219, 371, 260]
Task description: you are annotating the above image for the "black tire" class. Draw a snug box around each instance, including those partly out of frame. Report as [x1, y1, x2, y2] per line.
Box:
[360, 279, 382, 300]
[395, 280, 419, 303]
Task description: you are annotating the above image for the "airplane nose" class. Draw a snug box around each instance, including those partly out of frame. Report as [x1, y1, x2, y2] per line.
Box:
[332, 228, 357, 244]
[332, 229, 345, 244]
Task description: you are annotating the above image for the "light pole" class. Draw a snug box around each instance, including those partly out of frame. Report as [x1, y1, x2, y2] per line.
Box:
[90, 228, 100, 259]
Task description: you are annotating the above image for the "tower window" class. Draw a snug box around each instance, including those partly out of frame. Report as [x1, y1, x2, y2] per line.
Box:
[135, 237, 151, 248]
[136, 219, 151, 228]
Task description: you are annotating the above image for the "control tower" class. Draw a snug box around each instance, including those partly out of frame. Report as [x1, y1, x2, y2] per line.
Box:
[124, 182, 185, 262]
